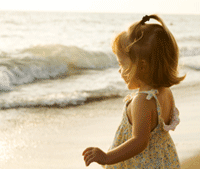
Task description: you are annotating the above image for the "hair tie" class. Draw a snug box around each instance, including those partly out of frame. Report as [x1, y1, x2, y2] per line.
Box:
[141, 15, 150, 24]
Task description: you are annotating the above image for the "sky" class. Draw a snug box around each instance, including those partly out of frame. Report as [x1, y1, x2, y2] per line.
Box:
[0, 0, 200, 14]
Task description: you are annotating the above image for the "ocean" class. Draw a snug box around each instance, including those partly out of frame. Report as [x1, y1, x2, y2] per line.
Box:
[0, 11, 200, 168]
[0, 11, 200, 109]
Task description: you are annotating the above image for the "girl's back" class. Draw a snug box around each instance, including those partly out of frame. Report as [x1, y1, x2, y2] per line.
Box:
[155, 88, 174, 126]
[126, 88, 174, 132]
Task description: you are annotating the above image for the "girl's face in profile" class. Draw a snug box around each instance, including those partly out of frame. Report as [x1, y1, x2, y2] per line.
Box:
[116, 49, 140, 90]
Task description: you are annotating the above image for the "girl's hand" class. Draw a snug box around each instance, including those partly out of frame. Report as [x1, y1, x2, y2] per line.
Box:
[82, 147, 107, 166]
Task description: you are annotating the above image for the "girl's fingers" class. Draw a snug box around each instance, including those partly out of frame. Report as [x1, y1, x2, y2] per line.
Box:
[82, 147, 93, 156]
[85, 155, 95, 166]
[85, 154, 94, 164]
[83, 147, 106, 166]
[83, 151, 92, 160]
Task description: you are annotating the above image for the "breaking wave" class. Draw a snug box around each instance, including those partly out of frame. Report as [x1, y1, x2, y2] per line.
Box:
[0, 44, 117, 91]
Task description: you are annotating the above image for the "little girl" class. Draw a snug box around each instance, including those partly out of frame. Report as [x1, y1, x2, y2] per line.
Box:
[82, 14, 185, 168]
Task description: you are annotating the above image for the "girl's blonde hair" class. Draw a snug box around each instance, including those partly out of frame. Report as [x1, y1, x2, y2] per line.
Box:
[112, 14, 185, 88]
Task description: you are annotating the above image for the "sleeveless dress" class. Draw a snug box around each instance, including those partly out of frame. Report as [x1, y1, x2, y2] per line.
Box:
[103, 89, 181, 169]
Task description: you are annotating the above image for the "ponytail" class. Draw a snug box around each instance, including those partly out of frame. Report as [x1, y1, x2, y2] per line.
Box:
[112, 14, 186, 88]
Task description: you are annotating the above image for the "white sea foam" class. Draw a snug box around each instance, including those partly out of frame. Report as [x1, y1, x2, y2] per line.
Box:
[0, 67, 127, 109]
[0, 85, 124, 109]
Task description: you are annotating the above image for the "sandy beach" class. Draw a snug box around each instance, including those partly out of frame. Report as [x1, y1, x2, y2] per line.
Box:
[181, 153, 200, 169]
[0, 81, 199, 169]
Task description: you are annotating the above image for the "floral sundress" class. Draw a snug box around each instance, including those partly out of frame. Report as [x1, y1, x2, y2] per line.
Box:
[103, 89, 181, 168]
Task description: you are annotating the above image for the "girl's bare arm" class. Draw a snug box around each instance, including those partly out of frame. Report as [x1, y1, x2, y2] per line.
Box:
[105, 94, 152, 164]
[83, 94, 152, 166]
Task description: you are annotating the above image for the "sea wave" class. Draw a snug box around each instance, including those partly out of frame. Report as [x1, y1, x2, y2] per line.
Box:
[0, 44, 199, 92]
[180, 55, 200, 71]
[0, 44, 117, 91]
[177, 35, 200, 43]
[180, 47, 200, 57]
[0, 85, 125, 109]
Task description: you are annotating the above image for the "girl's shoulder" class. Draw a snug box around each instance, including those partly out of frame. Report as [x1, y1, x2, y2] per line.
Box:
[125, 87, 174, 107]
[130, 87, 174, 112]
[128, 91, 156, 114]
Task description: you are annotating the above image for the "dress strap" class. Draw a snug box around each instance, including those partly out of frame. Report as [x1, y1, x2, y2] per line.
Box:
[136, 89, 161, 117]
